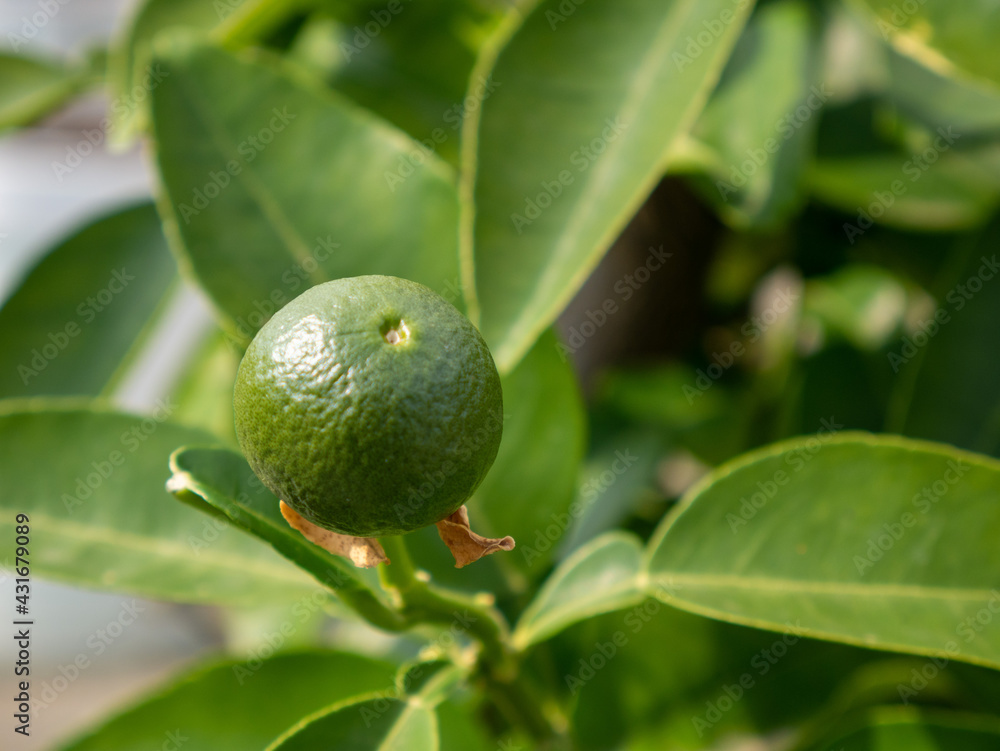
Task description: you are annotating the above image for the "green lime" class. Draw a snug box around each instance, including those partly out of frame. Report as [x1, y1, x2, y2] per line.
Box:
[233, 275, 503, 537]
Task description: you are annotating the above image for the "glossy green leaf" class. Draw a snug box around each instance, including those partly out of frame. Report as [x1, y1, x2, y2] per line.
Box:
[690, 0, 817, 228]
[513, 532, 645, 649]
[809, 708, 1000, 751]
[0, 53, 88, 130]
[266, 696, 437, 751]
[647, 433, 1000, 669]
[167, 445, 402, 630]
[463, 0, 756, 371]
[150, 39, 461, 342]
[467, 330, 586, 577]
[850, 0, 1000, 87]
[0, 403, 317, 604]
[0, 204, 176, 399]
[59, 651, 397, 751]
[810, 146, 1000, 231]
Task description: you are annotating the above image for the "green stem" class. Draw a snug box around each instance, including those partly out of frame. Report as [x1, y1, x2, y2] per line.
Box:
[377, 535, 559, 742]
[171, 487, 408, 633]
[335, 588, 409, 633]
[378, 536, 509, 666]
[377, 534, 420, 591]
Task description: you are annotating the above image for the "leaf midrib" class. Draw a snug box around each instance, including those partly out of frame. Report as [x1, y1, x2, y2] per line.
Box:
[495, 0, 701, 364]
[0, 512, 310, 585]
[657, 572, 999, 602]
[377, 702, 429, 751]
[171, 62, 328, 287]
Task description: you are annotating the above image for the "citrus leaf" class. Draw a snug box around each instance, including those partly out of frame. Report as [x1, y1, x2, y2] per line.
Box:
[647, 432, 1000, 669]
[513, 531, 645, 649]
[0, 402, 317, 604]
[809, 147, 1000, 232]
[0, 53, 89, 130]
[801, 264, 908, 351]
[149, 38, 461, 342]
[806, 707, 1000, 751]
[0, 204, 176, 399]
[884, 47, 1000, 136]
[266, 696, 437, 751]
[690, 0, 817, 228]
[58, 651, 397, 751]
[467, 330, 586, 577]
[167, 445, 403, 630]
[463, 0, 756, 372]
[392, 660, 456, 703]
[850, 0, 1000, 87]
[436, 700, 494, 751]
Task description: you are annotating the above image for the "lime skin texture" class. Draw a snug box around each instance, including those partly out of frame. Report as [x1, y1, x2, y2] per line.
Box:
[234, 275, 503, 537]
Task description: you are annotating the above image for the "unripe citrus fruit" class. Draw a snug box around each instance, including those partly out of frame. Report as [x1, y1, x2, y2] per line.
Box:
[233, 275, 503, 537]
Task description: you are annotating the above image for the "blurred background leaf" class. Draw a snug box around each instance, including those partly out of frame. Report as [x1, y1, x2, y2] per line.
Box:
[892, 218, 1000, 456]
[169, 329, 240, 442]
[803, 706, 1000, 750]
[849, 0, 1000, 87]
[0, 403, 320, 605]
[108, 0, 301, 145]
[686, 0, 819, 228]
[0, 204, 176, 400]
[0, 52, 96, 131]
[289, 0, 502, 168]
[58, 650, 397, 751]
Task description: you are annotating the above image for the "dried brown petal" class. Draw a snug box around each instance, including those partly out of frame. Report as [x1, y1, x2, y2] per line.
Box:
[280, 501, 388, 568]
[436, 506, 515, 568]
